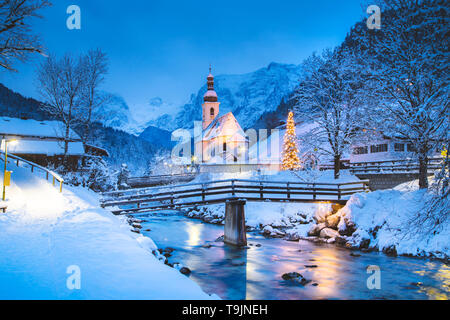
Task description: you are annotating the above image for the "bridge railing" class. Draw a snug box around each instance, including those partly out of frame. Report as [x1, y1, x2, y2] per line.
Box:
[101, 179, 370, 214]
[127, 173, 197, 188]
[1, 152, 64, 192]
[349, 158, 443, 174]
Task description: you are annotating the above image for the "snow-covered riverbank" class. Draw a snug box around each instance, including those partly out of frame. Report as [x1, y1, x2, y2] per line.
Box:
[0, 164, 215, 299]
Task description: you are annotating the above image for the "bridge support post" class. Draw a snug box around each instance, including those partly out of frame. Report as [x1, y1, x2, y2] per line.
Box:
[224, 199, 247, 247]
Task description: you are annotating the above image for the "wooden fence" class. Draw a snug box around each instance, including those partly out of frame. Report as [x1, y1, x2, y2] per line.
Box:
[127, 173, 197, 188]
[349, 158, 443, 174]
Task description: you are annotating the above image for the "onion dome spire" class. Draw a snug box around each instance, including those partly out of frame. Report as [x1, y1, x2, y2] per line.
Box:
[204, 65, 218, 102]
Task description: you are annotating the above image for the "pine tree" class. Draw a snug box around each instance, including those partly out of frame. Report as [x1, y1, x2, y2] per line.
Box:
[282, 111, 301, 170]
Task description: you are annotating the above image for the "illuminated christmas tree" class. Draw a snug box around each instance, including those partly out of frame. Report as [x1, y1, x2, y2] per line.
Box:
[282, 111, 301, 171]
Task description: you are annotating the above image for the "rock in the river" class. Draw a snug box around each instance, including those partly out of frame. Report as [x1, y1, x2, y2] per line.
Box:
[335, 235, 348, 246]
[203, 216, 214, 223]
[319, 228, 339, 239]
[326, 214, 340, 229]
[281, 272, 311, 286]
[359, 238, 371, 250]
[179, 267, 191, 275]
[383, 245, 398, 257]
[262, 225, 285, 238]
[202, 244, 212, 249]
[285, 233, 300, 242]
[350, 252, 361, 257]
[215, 235, 224, 242]
[308, 223, 327, 236]
[282, 272, 302, 280]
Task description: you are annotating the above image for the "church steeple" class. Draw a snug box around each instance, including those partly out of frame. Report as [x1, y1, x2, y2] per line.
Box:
[204, 66, 218, 102]
[202, 66, 220, 129]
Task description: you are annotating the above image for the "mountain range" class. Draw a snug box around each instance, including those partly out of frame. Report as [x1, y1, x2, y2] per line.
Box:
[96, 62, 303, 136]
[143, 62, 303, 132]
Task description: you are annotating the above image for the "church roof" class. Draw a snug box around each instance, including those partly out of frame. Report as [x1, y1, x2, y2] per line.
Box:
[203, 112, 247, 142]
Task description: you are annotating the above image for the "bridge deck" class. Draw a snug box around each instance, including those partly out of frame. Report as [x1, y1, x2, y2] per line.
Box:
[101, 179, 369, 215]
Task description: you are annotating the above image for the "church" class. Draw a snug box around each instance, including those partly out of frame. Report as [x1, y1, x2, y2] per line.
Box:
[194, 69, 249, 164]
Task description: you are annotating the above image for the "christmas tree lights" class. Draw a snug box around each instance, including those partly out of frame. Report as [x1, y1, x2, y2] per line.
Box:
[281, 111, 301, 171]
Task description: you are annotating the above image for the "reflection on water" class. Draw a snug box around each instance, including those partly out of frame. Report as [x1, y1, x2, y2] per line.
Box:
[186, 222, 203, 247]
[139, 211, 449, 300]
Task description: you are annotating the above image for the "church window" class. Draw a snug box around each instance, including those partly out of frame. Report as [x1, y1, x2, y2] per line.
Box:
[210, 108, 215, 117]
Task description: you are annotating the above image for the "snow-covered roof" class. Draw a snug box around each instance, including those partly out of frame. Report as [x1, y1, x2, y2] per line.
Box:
[203, 112, 247, 142]
[2, 140, 85, 156]
[0, 117, 81, 140]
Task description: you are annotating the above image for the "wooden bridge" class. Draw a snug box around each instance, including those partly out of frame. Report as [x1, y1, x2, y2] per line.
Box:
[101, 179, 369, 246]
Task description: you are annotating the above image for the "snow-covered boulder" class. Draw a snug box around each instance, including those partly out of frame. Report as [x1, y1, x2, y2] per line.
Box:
[319, 228, 340, 239]
[308, 223, 327, 236]
[326, 214, 340, 229]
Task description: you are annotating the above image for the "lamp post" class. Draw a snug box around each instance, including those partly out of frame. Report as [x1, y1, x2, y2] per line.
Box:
[2, 139, 18, 201]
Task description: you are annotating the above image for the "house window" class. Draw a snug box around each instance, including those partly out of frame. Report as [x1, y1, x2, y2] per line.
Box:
[223, 142, 227, 152]
[394, 143, 405, 152]
[370, 144, 388, 153]
[210, 108, 215, 117]
[353, 146, 368, 155]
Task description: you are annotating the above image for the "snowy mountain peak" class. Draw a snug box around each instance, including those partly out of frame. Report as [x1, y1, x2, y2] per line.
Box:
[147, 62, 304, 131]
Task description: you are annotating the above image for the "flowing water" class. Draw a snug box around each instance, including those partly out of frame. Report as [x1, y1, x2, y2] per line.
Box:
[138, 211, 449, 300]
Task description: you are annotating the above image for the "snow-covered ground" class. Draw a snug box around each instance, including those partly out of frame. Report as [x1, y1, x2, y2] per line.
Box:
[335, 180, 449, 260]
[0, 162, 215, 300]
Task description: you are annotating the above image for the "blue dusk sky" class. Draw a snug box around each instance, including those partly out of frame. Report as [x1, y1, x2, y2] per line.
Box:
[0, 0, 366, 110]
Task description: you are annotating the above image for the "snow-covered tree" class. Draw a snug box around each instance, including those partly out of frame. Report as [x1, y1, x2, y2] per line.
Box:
[63, 157, 116, 192]
[117, 163, 130, 190]
[37, 53, 84, 166]
[37, 51, 111, 168]
[281, 111, 301, 171]
[0, 0, 50, 71]
[348, 0, 449, 189]
[78, 49, 110, 144]
[295, 49, 366, 179]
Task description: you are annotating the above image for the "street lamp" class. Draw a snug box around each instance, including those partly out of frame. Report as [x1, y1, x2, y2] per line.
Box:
[2, 139, 18, 201]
